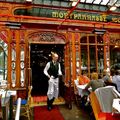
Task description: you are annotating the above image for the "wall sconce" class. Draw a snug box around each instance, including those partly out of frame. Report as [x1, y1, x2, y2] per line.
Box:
[92, 29, 106, 35]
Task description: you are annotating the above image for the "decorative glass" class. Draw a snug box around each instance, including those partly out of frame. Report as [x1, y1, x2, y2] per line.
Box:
[20, 69, 24, 87]
[20, 61, 24, 69]
[0, 39, 8, 81]
[11, 61, 16, 69]
[12, 48, 16, 61]
[11, 70, 16, 87]
[20, 47, 24, 61]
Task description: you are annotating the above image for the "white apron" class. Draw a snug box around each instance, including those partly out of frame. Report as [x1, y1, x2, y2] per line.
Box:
[47, 77, 59, 100]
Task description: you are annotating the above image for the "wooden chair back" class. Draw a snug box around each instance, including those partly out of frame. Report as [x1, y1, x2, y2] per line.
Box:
[89, 92, 101, 120]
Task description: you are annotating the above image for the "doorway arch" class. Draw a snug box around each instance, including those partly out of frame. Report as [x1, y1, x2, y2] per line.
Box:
[27, 31, 66, 96]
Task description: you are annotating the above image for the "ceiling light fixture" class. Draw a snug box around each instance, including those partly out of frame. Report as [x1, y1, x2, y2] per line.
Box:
[25, 0, 33, 3]
[69, 0, 78, 7]
[72, 1, 77, 6]
[109, 6, 117, 11]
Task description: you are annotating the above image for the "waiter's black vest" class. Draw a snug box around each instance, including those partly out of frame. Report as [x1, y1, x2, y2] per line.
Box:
[48, 61, 59, 78]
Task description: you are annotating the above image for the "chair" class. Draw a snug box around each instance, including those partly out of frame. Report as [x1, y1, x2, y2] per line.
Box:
[14, 86, 32, 120]
[90, 92, 104, 120]
[95, 86, 120, 113]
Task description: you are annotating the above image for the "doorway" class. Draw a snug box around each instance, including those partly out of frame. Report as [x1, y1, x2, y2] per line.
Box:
[30, 43, 65, 97]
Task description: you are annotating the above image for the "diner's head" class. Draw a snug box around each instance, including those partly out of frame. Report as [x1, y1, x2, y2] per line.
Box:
[82, 70, 87, 75]
[103, 69, 108, 76]
[110, 69, 115, 76]
[51, 52, 59, 62]
[118, 70, 120, 75]
[91, 72, 98, 80]
[115, 70, 119, 75]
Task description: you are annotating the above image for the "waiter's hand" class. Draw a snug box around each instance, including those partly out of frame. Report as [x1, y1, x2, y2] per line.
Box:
[50, 76, 54, 79]
[47, 75, 51, 79]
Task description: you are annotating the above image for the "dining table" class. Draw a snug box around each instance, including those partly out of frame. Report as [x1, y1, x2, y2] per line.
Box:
[74, 79, 92, 97]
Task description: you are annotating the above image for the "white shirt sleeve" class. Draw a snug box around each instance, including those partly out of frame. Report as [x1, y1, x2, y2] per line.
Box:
[58, 63, 62, 76]
[112, 75, 117, 83]
[44, 62, 62, 78]
[44, 62, 50, 78]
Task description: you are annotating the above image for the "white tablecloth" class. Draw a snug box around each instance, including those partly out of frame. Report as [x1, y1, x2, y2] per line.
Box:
[112, 98, 120, 113]
[77, 84, 87, 96]
[74, 79, 91, 97]
[0, 89, 16, 105]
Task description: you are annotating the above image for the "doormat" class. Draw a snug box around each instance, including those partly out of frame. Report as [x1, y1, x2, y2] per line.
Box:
[33, 96, 47, 103]
[34, 105, 64, 120]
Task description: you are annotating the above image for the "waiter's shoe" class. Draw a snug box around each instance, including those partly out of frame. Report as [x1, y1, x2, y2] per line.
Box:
[47, 106, 52, 111]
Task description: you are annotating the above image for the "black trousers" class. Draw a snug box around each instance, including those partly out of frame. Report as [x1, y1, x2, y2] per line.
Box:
[47, 97, 55, 108]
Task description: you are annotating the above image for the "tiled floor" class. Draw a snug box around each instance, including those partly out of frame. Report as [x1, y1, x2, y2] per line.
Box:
[59, 102, 94, 120]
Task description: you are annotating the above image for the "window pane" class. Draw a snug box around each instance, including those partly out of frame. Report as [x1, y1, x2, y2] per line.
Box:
[0, 40, 8, 81]
[98, 45, 104, 73]
[90, 45, 96, 72]
[110, 45, 120, 70]
[81, 45, 88, 72]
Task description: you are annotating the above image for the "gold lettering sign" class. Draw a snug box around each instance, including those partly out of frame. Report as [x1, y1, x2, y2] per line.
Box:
[14, 8, 120, 24]
[112, 17, 120, 23]
[51, 10, 120, 23]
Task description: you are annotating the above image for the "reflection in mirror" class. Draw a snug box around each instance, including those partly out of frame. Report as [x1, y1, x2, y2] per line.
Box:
[11, 70, 16, 87]
[11, 61, 16, 69]
[20, 69, 24, 87]
[105, 45, 110, 73]
[20, 46, 25, 87]
[98, 46, 104, 73]
[12, 48, 16, 61]
[90, 45, 96, 72]
[0, 40, 8, 81]
[20, 47, 24, 61]
[110, 45, 120, 71]
[81, 45, 88, 72]
[20, 62, 24, 69]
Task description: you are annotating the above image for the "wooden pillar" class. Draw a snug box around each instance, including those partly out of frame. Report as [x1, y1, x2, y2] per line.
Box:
[71, 32, 76, 83]
[7, 29, 12, 87]
[74, 32, 81, 76]
[65, 32, 71, 84]
[66, 30, 76, 84]
[103, 32, 110, 72]
[66, 31, 72, 82]
[15, 30, 20, 88]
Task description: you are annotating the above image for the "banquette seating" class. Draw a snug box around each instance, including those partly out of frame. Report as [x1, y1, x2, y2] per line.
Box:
[89, 86, 120, 120]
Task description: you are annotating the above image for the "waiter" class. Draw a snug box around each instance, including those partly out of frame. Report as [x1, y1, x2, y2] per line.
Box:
[44, 52, 62, 111]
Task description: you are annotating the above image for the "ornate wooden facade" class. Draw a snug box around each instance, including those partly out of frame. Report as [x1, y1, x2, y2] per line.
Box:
[0, 2, 120, 97]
